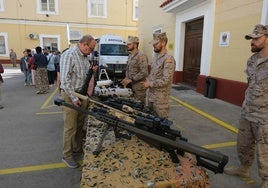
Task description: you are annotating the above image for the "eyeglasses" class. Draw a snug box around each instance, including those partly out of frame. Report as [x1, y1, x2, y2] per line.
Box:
[85, 43, 95, 51]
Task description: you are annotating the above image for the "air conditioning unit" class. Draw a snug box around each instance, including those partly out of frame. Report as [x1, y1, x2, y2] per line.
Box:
[28, 33, 39, 40]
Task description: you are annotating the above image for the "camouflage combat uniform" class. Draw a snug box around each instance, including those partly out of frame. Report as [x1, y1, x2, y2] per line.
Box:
[148, 50, 175, 118]
[238, 53, 268, 181]
[126, 51, 148, 103]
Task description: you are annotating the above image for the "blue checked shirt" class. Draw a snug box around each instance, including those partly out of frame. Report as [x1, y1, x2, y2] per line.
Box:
[60, 45, 90, 102]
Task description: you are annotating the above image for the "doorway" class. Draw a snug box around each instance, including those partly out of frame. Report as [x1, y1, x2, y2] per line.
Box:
[183, 18, 204, 86]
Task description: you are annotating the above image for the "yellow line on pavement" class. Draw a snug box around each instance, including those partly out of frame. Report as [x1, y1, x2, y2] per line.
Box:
[0, 163, 67, 175]
[45, 104, 57, 108]
[170, 96, 238, 134]
[0, 142, 236, 175]
[202, 141, 236, 149]
[36, 111, 63, 115]
[41, 88, 58, 109]
[0, 161, 83, 175]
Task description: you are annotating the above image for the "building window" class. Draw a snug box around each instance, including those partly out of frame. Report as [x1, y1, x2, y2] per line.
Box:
[133, 0, 138, 20]
[37, 0, 58, 14]
[40, 35, 60, 52]
[0, 33, 8, 56]
[262, 0, 268, 24]
[88, 0, 107, 18]
[0, 0, 4, 12]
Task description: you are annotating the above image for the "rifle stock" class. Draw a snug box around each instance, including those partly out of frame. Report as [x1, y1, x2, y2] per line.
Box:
[54, 95, 228, 174]
[78, 60, 98, 96]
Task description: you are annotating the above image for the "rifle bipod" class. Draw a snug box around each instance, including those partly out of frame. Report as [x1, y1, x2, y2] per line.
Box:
[54, 96, 229, 174]
[92, 125, 131, 156]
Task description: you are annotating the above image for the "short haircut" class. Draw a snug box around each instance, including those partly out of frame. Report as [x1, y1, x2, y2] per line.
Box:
[79, 35, 95, 44]
[35, 46, 42, 53]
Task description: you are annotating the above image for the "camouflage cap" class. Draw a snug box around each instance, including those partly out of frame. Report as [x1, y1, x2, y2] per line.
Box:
[127, 36, 139, 44]
[150, 32, 167, 45]
[245, 24, 268, 40]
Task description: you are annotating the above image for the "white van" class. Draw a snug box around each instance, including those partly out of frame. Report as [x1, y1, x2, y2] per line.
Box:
[95, 34, 129, 79]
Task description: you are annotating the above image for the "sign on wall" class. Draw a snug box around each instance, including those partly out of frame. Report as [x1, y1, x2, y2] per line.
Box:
[219, 32, 230, 47]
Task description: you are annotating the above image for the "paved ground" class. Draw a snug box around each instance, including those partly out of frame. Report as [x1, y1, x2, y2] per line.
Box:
[0, 67, 262, 188]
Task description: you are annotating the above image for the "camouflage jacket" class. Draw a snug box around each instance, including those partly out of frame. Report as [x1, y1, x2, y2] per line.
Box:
[242, 53, 268, 123]
[125, 50, 148, 84]
[148, 50, 175, 102]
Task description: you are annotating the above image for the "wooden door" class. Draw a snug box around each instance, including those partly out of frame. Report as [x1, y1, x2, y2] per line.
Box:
[183, 18, 204, 86]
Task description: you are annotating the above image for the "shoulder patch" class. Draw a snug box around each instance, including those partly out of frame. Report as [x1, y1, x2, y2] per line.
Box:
[139, 55, 145, 60]
[165, 58, 173, 63]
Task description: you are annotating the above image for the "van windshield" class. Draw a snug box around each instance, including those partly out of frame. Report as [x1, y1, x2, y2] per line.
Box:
[100, 44, 129, 56]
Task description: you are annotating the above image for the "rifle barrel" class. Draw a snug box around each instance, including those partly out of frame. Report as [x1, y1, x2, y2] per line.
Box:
[54, 98, 228, 173]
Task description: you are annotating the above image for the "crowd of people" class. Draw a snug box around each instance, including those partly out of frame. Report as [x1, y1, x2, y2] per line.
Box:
[19, 47, 61, 95]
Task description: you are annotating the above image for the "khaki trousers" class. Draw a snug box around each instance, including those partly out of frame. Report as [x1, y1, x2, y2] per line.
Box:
[237, 117, 268, 180]
[61, 91, 87, 159]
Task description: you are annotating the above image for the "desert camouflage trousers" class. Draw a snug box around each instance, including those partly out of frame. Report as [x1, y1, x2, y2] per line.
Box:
[133, 89, 146, 104]
[132, 82, 147, 104]
[237, 117, 268, 180]
[148, 101, 169, 119]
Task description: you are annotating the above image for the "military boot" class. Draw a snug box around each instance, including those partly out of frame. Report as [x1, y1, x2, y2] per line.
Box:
[262, 180, 268, 188]
[224, 165, 250, 178]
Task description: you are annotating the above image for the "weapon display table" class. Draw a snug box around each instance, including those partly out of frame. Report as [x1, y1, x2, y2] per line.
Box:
[80, 116, 210, 188]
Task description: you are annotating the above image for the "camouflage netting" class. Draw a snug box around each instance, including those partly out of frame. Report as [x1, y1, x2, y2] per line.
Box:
[80, 116, 210, 188]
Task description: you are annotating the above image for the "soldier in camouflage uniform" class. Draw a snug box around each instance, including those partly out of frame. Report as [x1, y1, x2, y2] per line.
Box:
[121, 36, 148, 104]
[142, 32, 175, 118]
[225, 24, 268, 188]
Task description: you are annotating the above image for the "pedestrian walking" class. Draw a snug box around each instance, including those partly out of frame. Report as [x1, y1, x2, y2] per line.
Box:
[224, 24, 268, 188]
[9, 49, 17, 67]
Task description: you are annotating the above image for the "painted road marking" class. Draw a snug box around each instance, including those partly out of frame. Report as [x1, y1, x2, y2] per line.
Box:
[0, 141, 234, 175]
[170, 95, 239, 134]
[0, 161, 83, 175]
[36, 88, 62, 115]
[36, 111, 63, 115]
[0, 163, 67, 175]
[41, 88, 58, 109]
[202, 141, 236, 149]
[2, 92, 239, 177]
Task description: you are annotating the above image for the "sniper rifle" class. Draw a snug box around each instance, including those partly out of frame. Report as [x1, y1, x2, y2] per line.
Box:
[54, 95, 229, 174]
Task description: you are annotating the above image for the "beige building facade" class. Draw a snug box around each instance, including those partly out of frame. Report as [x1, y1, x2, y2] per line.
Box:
[138, 0, 268, 106]
[0, 0, 138, 63]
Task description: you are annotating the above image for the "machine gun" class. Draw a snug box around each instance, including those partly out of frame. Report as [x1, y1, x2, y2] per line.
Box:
[101, 96, 145, 111]
[54, 94, 229, 174]
[75, 92, 174, 136]
[94, 86, 133, 98]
